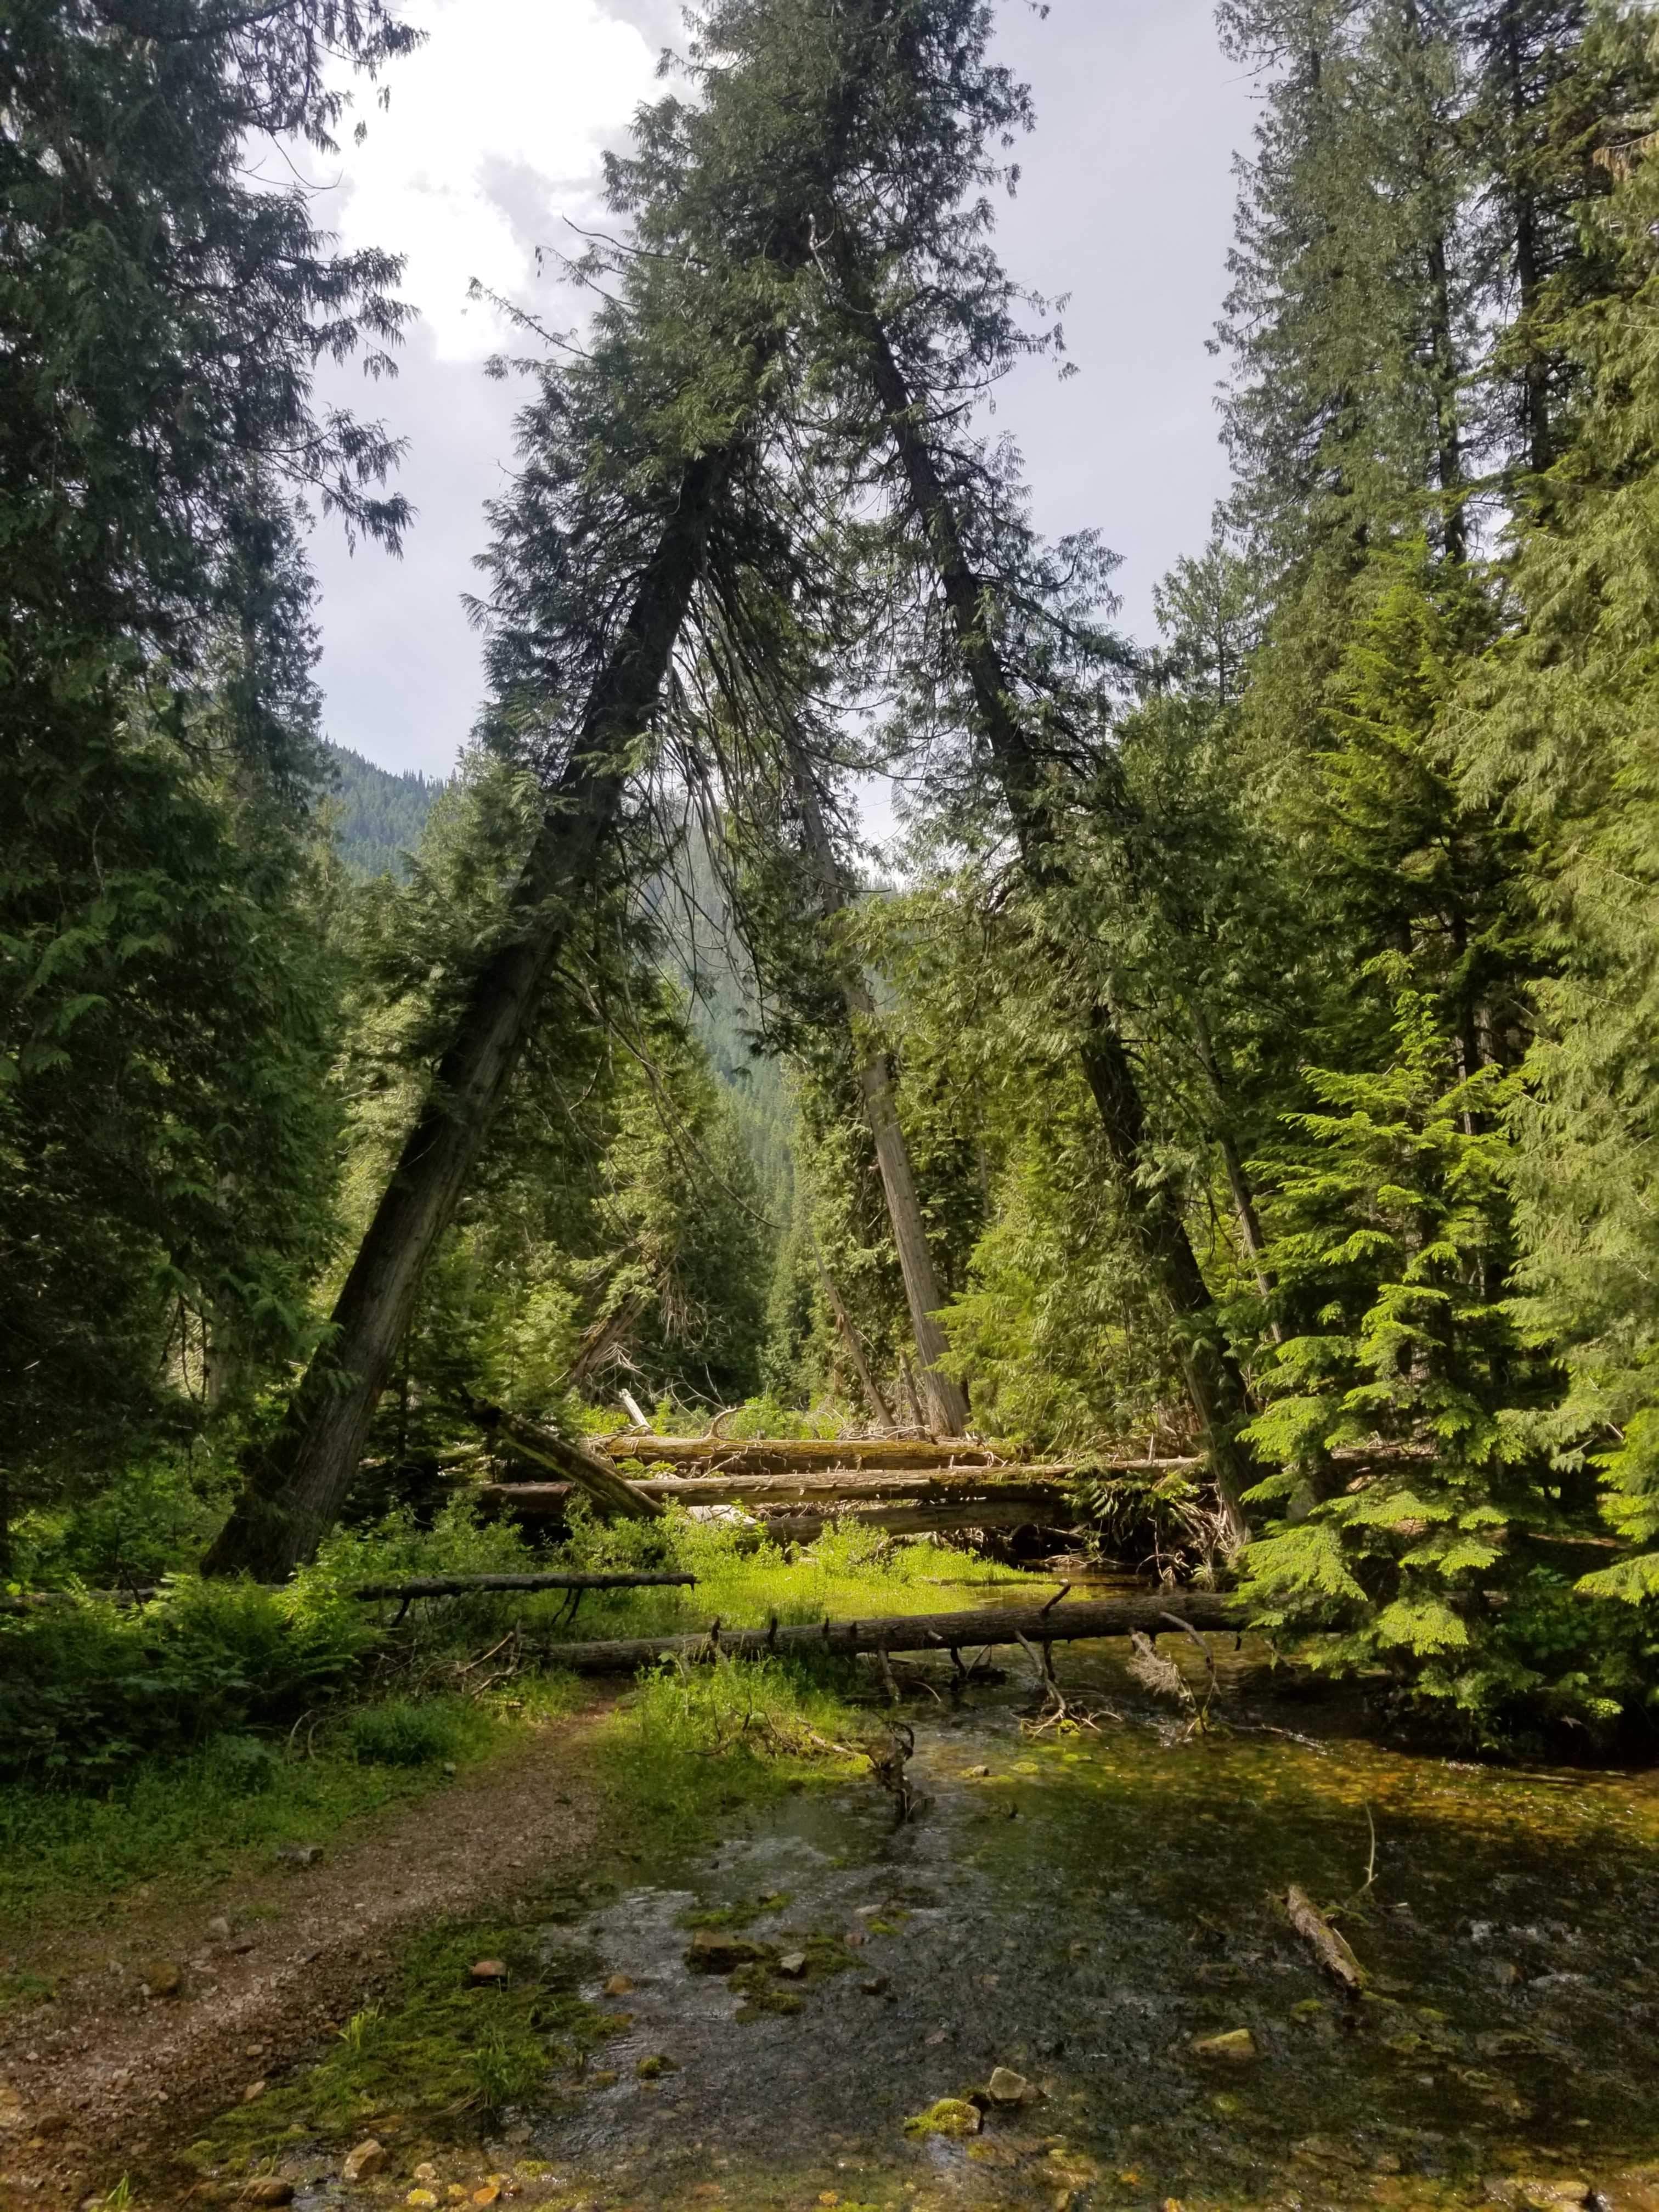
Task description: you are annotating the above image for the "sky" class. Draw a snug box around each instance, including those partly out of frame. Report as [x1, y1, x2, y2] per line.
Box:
[297, 0, 1259, 783]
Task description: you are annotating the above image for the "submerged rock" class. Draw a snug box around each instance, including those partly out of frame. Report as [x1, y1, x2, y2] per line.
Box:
[904, 2097, 982, 2138]
[1190, 2029, 1257, 2062]
[687, 1929, 764, 1973]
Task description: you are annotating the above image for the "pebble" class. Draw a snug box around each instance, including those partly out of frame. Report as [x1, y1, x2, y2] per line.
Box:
[987, 2067, 1030, 2104]
[342, 2138, 387, 2182]
[242, 2079, 267, 2102]
[602, 1973, 635, 1997]
[777, 1953, 808, 1979]
[206, 1916, 232, 1942]
[469, 1960, 508, 1985]
[964, 1765, 991, 1778]
[859, 1974, 889, 1996]
[242, 2185, 295, 2207]
[137, 1959, 183, 1999]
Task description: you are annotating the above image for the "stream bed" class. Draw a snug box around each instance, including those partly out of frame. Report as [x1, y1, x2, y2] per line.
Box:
[467, 1634, 1659, 2212]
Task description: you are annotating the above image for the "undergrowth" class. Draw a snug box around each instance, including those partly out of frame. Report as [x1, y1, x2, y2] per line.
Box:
[599, 1654, 868, 1854]
[0, 1486, 1043, 1933]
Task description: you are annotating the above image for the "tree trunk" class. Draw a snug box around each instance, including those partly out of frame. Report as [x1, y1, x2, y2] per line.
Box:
[811, 1240, 896, 1426]
[201, 451, 734, 1578]
[838, 265, 1251, 1545]
[787, 737, 970, 1435]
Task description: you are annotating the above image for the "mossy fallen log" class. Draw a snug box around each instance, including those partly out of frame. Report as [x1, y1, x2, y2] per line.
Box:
[539, 1593, 1243, 1673]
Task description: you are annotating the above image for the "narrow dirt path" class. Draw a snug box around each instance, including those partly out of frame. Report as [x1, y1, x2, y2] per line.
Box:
[0, 1701, 614, 2209]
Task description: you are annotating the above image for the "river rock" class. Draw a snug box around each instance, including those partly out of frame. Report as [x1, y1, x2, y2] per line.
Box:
[1488, 2180, 1591, 2212]
[686, 1929, 763, 1973]
[342, 2139, 387, 2182]
[1191, 2029, 1257, 2062]
[777, 1953, 808, 1978]
[986, 2067, 1031, 2104]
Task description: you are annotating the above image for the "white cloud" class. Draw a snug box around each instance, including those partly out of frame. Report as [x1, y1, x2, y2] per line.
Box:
[303, 0, 659, 360]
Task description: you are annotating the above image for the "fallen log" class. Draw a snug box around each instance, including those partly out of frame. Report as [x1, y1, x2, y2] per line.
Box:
[464, 1395, 665, 1520]
[598, 1435, 1009, 1473]
[758, 1500, 1073, 1542]
[539, 1593, 1243, 1673]
[347, 1572, 695, 1601]
[478, 1472, 1073, 1514]
[1285, 1883, 1368, 1992]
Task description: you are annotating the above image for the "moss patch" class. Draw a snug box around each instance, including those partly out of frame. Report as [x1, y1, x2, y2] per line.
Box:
[191, 1916, 615, 2180]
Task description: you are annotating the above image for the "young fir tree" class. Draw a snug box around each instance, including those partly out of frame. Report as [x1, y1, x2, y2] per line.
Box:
[1232, 986, 1611, 1733]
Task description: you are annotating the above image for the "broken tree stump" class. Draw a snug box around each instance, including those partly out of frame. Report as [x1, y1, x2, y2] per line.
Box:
[463, 1396, 665, 1520]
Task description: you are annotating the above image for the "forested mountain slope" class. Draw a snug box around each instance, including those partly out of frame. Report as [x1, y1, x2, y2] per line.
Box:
[324, 743, 443, 879]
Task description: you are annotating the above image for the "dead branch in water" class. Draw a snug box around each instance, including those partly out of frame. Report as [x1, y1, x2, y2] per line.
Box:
[1285, 1882, 1368, 1992]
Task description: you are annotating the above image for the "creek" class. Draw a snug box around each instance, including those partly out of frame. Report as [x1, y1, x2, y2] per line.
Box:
[460, 1622, 1659, 2212]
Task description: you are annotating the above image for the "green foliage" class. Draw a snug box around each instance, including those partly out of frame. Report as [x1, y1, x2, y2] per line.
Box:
[1233, 994, 1627, 1729]
[346, 1697, 465, 1768]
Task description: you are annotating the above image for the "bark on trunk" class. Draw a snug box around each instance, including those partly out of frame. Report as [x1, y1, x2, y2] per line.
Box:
[838, 264, 1252, 1545]
[787, 738, 970, 1435]
[534, 1592, 1242, 1673]
[201, 453, 732, 1579]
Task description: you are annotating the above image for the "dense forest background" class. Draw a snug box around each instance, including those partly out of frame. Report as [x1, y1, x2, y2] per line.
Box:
[7, 0, 1659, 1745]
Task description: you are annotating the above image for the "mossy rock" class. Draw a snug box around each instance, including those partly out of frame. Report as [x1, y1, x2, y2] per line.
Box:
[904, 2097, 982, 2138]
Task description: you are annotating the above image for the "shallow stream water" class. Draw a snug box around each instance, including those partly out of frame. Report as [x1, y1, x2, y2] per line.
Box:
[477, 1629, 1659, 2212]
